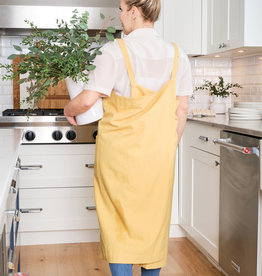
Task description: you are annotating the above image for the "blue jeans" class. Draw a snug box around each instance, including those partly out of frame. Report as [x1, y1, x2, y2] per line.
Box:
[109, 263, 161, 276]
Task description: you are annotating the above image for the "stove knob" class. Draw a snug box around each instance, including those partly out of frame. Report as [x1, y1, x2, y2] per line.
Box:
[92, 130, 98, 140]
[52, 130, 63, 141]
[66, 130, 76, 141]
[24, 131, 36, 141]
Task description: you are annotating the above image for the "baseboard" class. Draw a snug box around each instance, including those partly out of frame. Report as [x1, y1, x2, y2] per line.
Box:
[169, 224, 186, 238]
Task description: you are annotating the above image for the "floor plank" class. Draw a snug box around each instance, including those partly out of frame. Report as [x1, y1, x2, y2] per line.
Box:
[20, 238, 223, 276]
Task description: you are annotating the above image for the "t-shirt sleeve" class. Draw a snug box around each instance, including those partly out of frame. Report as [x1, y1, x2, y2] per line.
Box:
[83, 43, 117, 97]
[176, 48, 193, 96]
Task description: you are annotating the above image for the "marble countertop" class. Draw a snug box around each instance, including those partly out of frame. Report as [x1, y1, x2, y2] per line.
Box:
[188, 114, 262, 138]
[0, 128, 23, 233]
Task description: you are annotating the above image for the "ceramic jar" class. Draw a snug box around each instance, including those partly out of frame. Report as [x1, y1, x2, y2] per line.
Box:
[210, 95, 226, 114]
[65, 77, 104, 125]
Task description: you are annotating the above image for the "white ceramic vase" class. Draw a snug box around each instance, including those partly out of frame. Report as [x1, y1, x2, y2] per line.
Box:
[65, 77, 104, 125]
[210, 95, 226, 114]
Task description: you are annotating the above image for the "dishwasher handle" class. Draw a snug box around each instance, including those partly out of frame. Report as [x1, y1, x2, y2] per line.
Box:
[213, 138, 260, 156]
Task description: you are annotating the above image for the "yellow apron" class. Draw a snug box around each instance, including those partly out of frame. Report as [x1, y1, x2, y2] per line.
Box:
[94, 39, 179, 269]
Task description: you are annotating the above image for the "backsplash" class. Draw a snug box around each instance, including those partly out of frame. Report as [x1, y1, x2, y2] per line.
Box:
[0, 36, 262, 114]
[189, 57, 232, 111]
[0, 36, 22, 114]
[232, 53, 262, 102]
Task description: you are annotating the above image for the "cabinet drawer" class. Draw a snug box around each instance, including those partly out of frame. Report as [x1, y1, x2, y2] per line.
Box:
[184, 122, 221, 156]
[19, 187, 99, 232]
[19, 154, 95, 188]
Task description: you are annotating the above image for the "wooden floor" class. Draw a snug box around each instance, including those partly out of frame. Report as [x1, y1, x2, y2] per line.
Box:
[21, 238, 224, 276]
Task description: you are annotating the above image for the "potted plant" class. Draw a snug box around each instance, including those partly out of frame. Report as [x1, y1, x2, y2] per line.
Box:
[195, 76, 242, 113]
[0, 9, 116, 124]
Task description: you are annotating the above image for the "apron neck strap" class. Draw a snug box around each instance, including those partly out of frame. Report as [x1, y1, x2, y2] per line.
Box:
[117, 39, 136, 86]
[171, 43, 179, 81]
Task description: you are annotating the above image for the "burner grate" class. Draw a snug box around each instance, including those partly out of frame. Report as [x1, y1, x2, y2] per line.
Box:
[2, 109, 64, 116]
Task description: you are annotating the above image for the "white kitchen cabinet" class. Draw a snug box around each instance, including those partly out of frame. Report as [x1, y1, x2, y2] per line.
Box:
[155, 0, 202, 55]
[179, 121, 221, 263]
[18, 144, 100, 245]
[203, 0, 262, 54]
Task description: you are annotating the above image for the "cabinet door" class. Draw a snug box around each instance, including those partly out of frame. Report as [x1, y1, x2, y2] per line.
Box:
[190, 147, 220, 262]
[226, 0, 244, 49]
[179, 122, 220, 262]
[162, 0, 202, 55]
[204, 0, 244, 54]
[178, 137, 192, 232]
[154, 0, 164, 36]
[204, 0, 227, 54]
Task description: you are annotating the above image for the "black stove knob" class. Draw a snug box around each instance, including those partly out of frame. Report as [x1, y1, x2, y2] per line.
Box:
[92, 130, 98, 140]
[66, 130, 76, 141]
[52, 130, 63, 141]
[24, 131, 36, 141]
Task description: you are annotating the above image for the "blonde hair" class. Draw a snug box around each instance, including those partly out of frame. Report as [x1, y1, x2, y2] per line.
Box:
[125, 0, 161, 23]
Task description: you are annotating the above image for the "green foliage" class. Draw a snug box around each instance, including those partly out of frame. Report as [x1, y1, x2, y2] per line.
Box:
[0, 9, 116, 108]
[195, 76, 242, 98]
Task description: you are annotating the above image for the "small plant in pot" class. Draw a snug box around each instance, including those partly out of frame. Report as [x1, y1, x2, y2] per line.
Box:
[195, 76, 242, 114]
[0, 9, 116, 124]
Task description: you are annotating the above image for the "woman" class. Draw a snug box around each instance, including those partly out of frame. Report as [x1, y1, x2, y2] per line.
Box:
[64, 0, 193, 275]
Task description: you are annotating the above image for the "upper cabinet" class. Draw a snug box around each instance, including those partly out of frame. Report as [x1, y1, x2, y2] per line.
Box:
[155, 0, 202, 56]
[203, 0, 244, 54]
[155, 0, 262, 56]
[203, 0, 262, 54]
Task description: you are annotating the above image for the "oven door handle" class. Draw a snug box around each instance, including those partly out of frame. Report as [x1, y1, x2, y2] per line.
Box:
[213, 138, 260, 156]
[19, 165, 43, 170]
[20, 208, 43, 213]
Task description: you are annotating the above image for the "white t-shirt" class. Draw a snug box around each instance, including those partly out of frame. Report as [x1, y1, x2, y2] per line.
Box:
[84, 28, 193, 98]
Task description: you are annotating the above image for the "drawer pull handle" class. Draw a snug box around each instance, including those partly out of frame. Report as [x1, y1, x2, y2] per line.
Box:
[85, 164, 94, 168]
[86, 206, 96, 210]
[231, 260, 241, 273]
[199, 136, 209, 142]
[20, 208, 43, 213]
[20, 165, 43, 170]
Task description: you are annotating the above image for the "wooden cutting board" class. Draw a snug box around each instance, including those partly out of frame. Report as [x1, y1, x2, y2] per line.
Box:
[13, 56, 70, 109]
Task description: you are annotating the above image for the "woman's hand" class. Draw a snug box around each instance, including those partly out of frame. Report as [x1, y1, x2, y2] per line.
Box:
[64, 89, 103, 125]
[65, 114, 77, 126]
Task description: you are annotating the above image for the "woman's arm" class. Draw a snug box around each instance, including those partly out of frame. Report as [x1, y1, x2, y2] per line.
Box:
[176, 96, 189, 144]
[64, 90, 103, 125]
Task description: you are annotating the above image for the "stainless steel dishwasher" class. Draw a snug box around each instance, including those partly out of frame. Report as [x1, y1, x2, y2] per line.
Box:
[214, 131, 261, 276]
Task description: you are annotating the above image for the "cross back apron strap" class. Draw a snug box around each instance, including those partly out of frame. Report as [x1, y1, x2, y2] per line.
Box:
[116, 39, 179, 91]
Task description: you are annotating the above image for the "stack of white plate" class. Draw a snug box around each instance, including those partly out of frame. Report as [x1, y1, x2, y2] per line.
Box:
[229, 107, 262, 120]
[234, 102, 262, 111]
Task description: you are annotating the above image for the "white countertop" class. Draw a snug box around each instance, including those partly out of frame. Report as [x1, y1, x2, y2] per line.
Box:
[0, 128, 23, 233]
[188, 114, 262, 138]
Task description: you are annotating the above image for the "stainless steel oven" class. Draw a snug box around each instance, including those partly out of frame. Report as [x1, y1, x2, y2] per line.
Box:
[0, 109, 98, 144]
